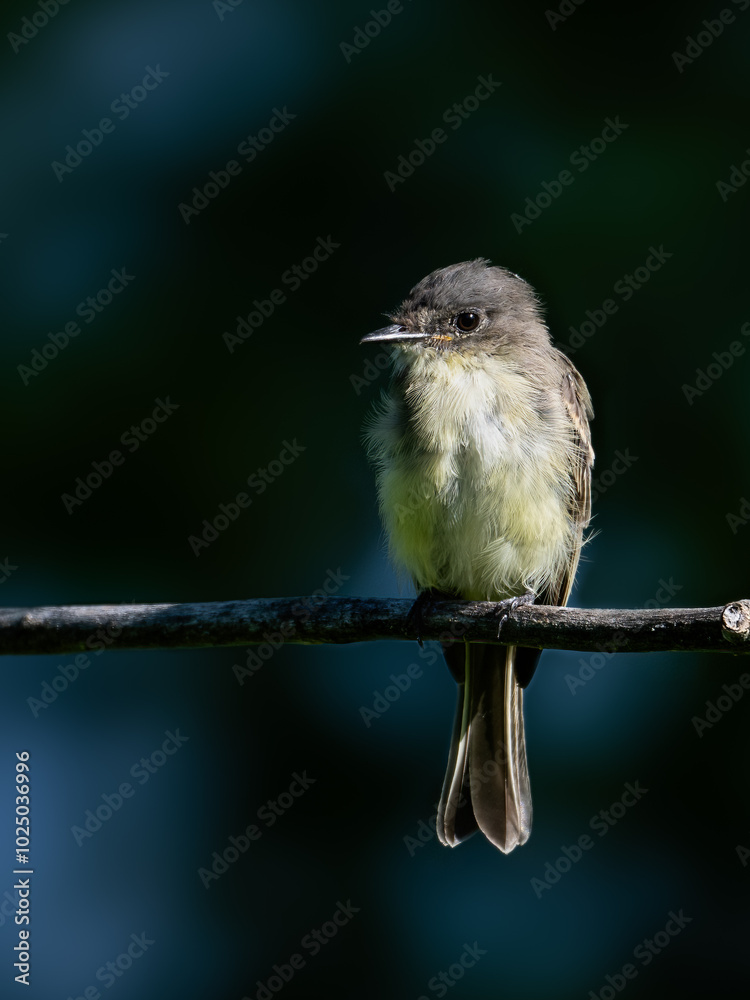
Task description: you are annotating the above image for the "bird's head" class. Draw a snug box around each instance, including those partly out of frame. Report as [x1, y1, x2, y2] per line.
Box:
[360, 259, 548, 357]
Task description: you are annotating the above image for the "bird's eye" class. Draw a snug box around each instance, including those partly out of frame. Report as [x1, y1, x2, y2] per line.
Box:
[454, 312, 481, 332]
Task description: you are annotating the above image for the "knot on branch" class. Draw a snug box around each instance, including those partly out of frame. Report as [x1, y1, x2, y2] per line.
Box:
[721, 600, 750, 644]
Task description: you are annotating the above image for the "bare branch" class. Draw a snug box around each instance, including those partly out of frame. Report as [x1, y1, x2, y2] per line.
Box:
[0, 598, 749, 657]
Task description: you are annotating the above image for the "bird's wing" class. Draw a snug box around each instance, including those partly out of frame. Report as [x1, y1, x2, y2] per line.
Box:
[539, 357, 594, 609]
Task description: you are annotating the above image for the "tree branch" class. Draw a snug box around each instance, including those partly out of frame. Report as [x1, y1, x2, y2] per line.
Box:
[0, 598, 749, 657]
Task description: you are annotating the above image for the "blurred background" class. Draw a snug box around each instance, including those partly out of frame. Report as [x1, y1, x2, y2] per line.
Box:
[1, 0, 749, 997]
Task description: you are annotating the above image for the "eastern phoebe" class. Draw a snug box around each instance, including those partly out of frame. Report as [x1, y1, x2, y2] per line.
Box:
[361, 259, 594, 853]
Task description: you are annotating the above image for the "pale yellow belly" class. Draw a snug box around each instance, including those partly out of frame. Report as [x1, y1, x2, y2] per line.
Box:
[378, 443, 573, 601]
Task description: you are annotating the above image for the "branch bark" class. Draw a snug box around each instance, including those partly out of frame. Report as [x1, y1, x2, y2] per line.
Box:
[0, 598, 749, 657]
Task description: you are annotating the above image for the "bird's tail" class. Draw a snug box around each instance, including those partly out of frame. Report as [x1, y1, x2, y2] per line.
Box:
[436, 641, 536, 853]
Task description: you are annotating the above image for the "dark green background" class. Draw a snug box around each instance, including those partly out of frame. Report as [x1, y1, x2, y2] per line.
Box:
[1, 0, 749, 997]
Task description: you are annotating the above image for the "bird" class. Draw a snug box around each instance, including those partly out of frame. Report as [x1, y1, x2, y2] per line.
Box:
[360, 259, 594, 852]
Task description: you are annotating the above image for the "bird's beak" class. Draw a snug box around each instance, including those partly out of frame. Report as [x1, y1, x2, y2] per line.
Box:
[360, 324, 427, 344]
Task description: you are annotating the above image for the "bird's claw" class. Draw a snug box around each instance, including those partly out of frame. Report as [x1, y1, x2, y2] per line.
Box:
[495, 590, 535, 639]
[407, 589, 453, 646]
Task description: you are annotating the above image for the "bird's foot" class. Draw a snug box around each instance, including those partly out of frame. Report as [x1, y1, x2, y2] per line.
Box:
[406, 588, 454, 646]
[495, 590, 535, 639]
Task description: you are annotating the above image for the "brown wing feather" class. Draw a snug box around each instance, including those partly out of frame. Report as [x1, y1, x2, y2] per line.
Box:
[539, 357, 594, 609]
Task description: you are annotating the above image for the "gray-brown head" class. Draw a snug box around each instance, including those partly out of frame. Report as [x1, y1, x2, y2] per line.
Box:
[361, 259, 549, 354]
